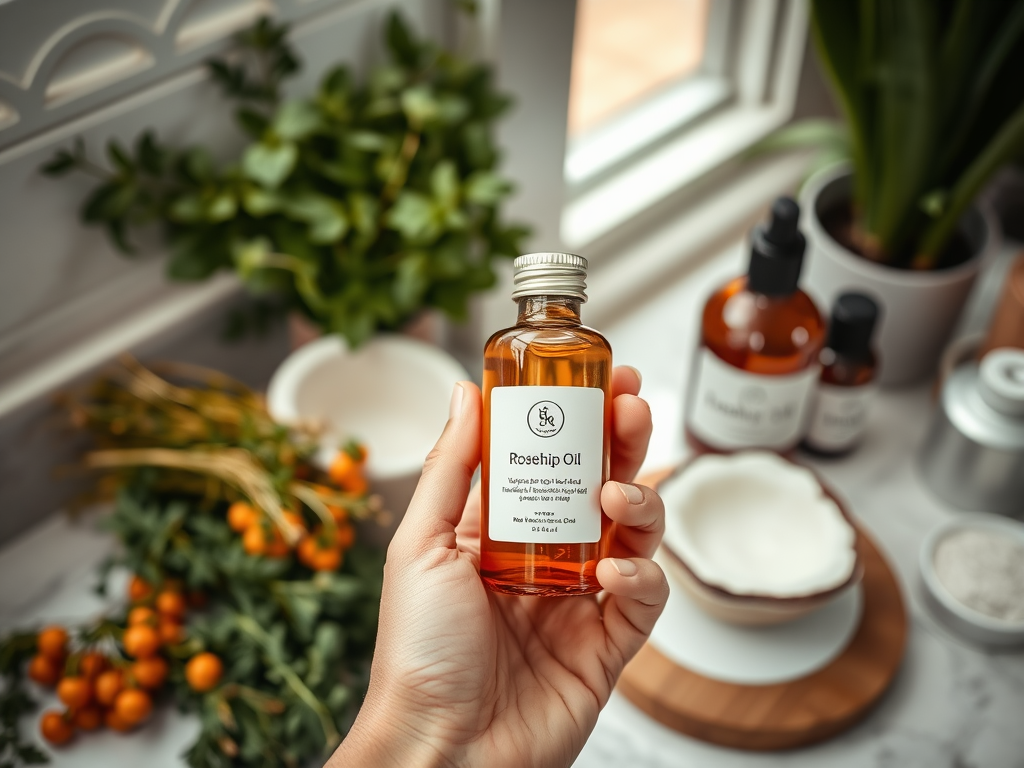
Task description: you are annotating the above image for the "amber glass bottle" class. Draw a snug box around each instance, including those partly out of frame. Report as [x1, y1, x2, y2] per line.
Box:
[803, 292, 880, 455]
[481, 253, 612, 596]
[686, 197, 826, 452]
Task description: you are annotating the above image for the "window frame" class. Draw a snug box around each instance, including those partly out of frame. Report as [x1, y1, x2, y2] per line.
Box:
[561, 0, 810, 252]
[564, 0, 735, 192]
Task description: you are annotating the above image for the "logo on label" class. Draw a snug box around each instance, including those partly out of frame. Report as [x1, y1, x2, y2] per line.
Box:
[527, 401, 564, 438]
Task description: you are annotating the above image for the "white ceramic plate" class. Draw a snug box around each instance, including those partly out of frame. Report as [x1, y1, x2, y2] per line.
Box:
[649, 547, 864, 685]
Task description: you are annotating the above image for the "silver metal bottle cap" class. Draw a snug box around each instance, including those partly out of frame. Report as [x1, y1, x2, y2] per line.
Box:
[511, 252, 588, 302]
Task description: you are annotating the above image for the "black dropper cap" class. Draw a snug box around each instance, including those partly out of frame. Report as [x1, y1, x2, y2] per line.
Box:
[747, 196, 806, 296]
[827, 292, 879, 358]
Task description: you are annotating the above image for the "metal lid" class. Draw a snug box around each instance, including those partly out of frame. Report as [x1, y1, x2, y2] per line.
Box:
[979, 348, 1024, 417]
[511, 252, 588, 302]
[941, 358, 1024, 451]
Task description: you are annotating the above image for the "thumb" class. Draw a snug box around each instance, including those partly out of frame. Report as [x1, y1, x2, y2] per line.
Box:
[390, 381, 481, 556]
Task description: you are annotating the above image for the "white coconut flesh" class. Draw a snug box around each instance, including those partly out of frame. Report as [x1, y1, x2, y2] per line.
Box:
[662, 452, 858, 598]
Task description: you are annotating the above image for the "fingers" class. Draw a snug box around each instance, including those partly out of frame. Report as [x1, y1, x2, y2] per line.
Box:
[596, 557, 669, 668]
[612, 365, 642, 398]
[610, 393, 652, 483]
[390, 382, 481, 557]
[600, 482, 664, 560]
[454, 482, 482, 559]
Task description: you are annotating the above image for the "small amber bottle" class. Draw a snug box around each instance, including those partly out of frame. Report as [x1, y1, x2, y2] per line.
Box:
[481, 253, 612, 596]
[686, 197, 826, 452]
[803, 292, 880, 455]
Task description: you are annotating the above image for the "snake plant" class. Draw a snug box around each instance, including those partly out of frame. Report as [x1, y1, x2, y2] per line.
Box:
[764, 1, 1024, 269]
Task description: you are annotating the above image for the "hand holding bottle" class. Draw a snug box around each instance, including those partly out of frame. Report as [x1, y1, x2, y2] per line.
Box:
[328, 366, 668, 768]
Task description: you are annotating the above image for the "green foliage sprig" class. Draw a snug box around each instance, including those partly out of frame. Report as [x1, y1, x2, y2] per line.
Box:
[43, 13, 528, 346]
[757, 1, 1024, 269]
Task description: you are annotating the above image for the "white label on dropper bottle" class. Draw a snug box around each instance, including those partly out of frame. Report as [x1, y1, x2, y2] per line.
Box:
[687, 348, 819, 450]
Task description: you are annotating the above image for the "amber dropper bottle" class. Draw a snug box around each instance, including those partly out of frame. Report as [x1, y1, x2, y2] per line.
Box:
[686, 197, 826, 453]
[803, 292, 880, 456]
[481, 253, 612, 596]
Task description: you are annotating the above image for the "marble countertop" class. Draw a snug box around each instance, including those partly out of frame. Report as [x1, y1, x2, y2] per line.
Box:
[2, 239, 1022, 767]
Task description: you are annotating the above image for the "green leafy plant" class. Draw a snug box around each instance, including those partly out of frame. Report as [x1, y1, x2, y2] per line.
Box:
[42, 13, 528, 346]
[760, 1, 1024, 269]
[0, 360, 384, 767]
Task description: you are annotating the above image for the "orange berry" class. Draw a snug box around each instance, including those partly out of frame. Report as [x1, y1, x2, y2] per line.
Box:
[327, 504, 348, 523]
[40, 710, 74, 745]
[296, 537, 316, 566]
[128, 606, 158, 626]
[328, 451, 359, 487]
[227, 501, 259, 533]
[155, 590, 187, 620]
[28, 654, 61, 687]
[243, 522, 290, 558]
[130, 656, 168, 690]
[95, 669, 124, 706]
[72, 705, 103, 731]
[128, 575, 154, 603]
[104, 709, 134, 732]
[114, 688, 152, 726]
[57, 676, 93, 709]
[335, 523, 355, 550]
[123, 625, 160, 659]
[297, 536, 342, 571]
[37, 627, 68, 661]
[79, 652, 108, 680]
[242, 524, 267, 555]
[344, 473, 369, 495]
[185, 652, 223, 692]
[159, 618, 185, 646]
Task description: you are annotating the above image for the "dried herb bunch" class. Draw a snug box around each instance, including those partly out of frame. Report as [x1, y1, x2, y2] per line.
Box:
[0, 360, 385, 767]
[43, 12, 529, 346]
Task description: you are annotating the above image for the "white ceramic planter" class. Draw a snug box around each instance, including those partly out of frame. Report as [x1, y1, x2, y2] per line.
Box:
[267, 334, 469, 543]
[800, 166, 997, 387]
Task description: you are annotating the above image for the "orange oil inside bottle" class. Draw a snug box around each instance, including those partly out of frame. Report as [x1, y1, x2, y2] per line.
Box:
[481, 296, 612, 596]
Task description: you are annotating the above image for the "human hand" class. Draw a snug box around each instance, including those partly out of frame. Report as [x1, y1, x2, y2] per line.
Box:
[329, 367, 668, 768]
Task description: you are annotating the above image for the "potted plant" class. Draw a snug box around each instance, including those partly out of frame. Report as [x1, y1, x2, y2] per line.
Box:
[42, 13, 528, 349]
[765, 2, 1024, 385]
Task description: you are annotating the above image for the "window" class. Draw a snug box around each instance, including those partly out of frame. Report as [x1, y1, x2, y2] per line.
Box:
[566, 0, 715, 187]
[561, 0, 810, 250]
[568, 0, 709, 137]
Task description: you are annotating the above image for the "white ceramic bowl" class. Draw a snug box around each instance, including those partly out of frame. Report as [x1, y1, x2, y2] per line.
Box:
[267, 334, 468, 529]
[661, 452, 862, 625]
[919, 513, 1024, 647]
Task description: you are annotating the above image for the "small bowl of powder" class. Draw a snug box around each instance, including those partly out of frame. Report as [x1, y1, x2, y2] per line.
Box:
[920, 513, 1024, 647]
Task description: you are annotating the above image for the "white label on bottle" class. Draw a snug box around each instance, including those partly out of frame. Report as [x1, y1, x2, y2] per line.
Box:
[488, 386, 604, 544]
[687, 348, 819, 450]
[804, 382, 877, 452]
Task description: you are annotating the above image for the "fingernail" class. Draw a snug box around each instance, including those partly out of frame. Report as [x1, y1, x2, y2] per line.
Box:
[610, 558, 638, 577]
[616, 482, 644, 505]
[626, 365, 643, 388]
[449, 382, 465, 421]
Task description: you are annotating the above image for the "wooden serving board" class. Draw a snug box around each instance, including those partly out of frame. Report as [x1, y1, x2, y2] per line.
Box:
[618, 470, 907, 751]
